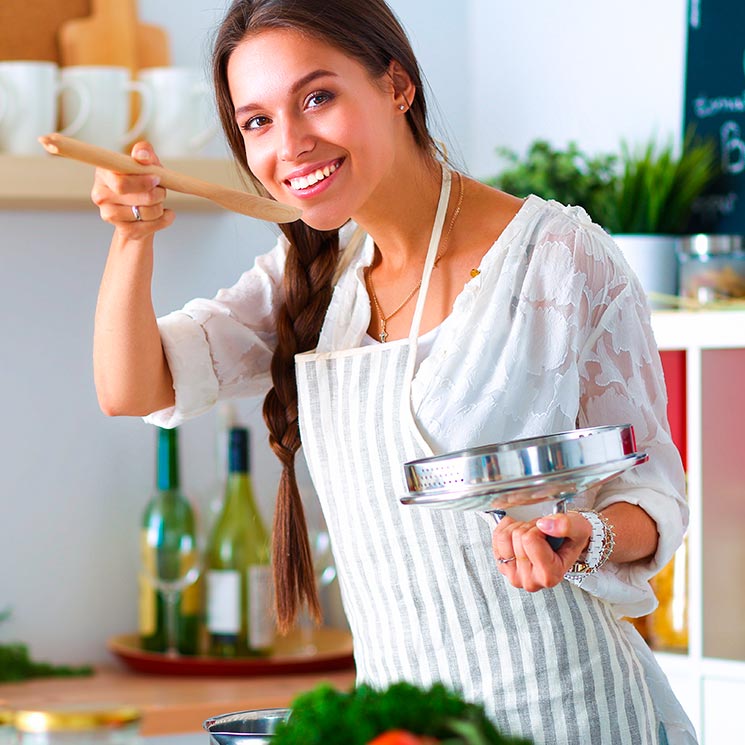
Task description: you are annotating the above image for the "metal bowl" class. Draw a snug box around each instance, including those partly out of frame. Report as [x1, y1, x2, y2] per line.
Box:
[204, 708, 290, 745]
[401, 424, 648, 511]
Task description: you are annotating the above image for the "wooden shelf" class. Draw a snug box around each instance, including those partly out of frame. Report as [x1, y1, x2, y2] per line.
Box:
[0, 154, 246, 212]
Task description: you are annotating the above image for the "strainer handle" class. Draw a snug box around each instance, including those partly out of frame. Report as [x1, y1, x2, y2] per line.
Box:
[487, 500, 566, 551]
[546, 499, 567, 550]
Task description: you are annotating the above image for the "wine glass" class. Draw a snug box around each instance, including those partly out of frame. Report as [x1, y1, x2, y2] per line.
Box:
[141, 530, 201, 657]
[297, 527, 338, 654]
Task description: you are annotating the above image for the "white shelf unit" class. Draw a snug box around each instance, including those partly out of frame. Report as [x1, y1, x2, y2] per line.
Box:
[651, 309, 745, 743]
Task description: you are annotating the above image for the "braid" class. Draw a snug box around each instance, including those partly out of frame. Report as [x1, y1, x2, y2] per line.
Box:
[263, 220, 339, 633]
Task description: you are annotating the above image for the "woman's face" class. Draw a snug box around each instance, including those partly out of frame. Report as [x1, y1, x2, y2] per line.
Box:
[227, 28, 403, 230]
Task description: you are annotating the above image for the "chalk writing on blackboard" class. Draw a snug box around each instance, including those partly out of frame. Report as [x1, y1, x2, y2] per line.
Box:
[684, 0, 745, 233]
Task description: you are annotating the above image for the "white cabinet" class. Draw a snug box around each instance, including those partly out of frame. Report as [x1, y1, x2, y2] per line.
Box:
[651, 309, 745, 743]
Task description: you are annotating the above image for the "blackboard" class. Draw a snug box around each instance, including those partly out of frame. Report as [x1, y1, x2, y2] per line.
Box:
[684, 0, 745, 234]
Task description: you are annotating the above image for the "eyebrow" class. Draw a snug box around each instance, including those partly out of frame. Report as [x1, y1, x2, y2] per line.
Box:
[234, 69, 339, 119]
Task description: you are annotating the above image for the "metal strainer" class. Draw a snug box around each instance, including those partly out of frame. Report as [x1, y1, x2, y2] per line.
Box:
[401, 424, 648, 548]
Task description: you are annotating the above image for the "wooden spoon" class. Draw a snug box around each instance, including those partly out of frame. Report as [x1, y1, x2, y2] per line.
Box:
[38, 133, 302, 224]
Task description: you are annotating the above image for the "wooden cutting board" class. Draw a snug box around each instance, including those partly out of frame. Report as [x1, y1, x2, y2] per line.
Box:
[0, 0, 90, 62]
[57, 0, 170, 133]
[57, 0, 170, 73]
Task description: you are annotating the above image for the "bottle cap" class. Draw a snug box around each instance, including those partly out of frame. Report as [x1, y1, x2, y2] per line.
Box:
[157, 426, 180, 491]
[229, 427, 250, 473]
[677, 234, 744, 257]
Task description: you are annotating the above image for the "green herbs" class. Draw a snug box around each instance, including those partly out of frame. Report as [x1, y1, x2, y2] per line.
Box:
[0, 609, 92, 682]
[0, 644, 93, 683]
[272, 682, 531, 745]
[0, 642, 93, 683]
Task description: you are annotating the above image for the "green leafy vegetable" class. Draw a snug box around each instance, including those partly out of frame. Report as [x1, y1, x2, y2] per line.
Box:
[272, 682, 531, 745]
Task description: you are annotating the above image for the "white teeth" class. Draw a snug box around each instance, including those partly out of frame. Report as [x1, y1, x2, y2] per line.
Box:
[289, 162, 339, 191]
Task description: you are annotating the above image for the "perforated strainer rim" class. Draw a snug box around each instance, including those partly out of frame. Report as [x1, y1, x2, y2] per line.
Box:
[401, 424, 646, 510]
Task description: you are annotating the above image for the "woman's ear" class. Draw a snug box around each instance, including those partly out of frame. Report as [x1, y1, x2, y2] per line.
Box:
[387, 60, 416, 112]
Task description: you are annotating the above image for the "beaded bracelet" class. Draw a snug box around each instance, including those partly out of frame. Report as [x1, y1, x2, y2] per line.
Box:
[564, 510, 616, 583]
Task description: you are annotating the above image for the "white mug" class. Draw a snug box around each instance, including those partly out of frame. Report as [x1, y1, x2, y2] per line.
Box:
[138, 67, 218, 157]
[0, 61, 89, 155]
[60, 65, 152, 152]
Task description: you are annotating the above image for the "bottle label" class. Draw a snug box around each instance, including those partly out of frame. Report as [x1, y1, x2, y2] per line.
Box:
[247, 565, 274, 650]
[207, 570, 241, 634]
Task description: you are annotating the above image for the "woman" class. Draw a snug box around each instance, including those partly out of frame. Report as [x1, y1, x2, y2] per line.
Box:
[91, 1, 695, 742]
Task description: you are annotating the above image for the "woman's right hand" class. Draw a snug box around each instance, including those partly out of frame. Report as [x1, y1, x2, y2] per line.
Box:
[91, 141, 176, 238]
[92, 140, 177, 417]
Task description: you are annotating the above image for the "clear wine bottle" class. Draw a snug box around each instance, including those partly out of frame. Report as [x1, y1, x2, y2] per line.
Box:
[206, 427, 274, 657]
[139, 426, 200, 656]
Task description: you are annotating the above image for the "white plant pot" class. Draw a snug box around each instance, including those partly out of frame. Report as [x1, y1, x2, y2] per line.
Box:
[611, 234, 679, 306]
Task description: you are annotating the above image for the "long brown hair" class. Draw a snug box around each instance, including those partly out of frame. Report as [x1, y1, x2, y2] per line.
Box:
[212, 0, 437, 633]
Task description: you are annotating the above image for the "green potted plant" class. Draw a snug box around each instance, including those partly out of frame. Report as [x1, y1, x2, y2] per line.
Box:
[600, 131, 719, 303]
[485, 133, 719, 304]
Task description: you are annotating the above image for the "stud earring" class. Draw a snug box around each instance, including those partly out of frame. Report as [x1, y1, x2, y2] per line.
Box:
[398, 104, 406, 111]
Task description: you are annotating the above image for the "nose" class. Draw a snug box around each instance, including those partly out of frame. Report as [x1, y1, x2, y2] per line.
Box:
[277, 114, 314, 162]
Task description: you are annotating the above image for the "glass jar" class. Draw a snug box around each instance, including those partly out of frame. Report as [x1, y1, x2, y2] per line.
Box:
[13, 705, 141, 745]
[649, 536, 689, 653]
[0, 707, 15, 745]
[677, 234, 745, 303]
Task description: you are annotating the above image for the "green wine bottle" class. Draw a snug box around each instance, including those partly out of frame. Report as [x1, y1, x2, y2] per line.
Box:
[139, 426, 200, 655]
[206, 427, 274, 657]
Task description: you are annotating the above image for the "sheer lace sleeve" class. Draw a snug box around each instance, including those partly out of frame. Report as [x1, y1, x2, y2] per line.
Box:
[144, 236, 289, 428]
[570, 216, 688, 617]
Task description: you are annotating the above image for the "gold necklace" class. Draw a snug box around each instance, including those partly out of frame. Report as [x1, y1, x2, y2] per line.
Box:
[365, 171, 464, 343]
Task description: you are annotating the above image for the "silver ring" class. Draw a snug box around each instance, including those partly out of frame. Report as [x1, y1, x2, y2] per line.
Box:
[131, 205, 142, 222]
[498, 556, 516, 564]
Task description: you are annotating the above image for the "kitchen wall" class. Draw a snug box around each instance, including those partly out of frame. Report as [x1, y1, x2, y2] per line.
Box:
[468, 0, 688, 179]
[0, 0, 686, 665]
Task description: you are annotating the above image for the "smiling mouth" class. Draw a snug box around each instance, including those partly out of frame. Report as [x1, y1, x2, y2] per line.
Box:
[287, 159, 342, 191]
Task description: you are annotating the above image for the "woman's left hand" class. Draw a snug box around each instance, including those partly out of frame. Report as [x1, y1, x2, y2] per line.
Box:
[491, 512, 593, 591]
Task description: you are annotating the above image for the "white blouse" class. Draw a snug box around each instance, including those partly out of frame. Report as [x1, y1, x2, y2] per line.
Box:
[146, 195, 688, 620]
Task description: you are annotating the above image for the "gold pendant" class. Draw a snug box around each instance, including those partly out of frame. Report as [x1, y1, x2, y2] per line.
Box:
[379, 319, 388, 343]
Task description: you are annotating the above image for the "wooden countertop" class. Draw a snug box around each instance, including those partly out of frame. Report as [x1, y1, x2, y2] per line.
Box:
[0, 666, 356, 736]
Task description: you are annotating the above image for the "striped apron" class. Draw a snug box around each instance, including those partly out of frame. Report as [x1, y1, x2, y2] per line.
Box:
[295, 169, 659, 744]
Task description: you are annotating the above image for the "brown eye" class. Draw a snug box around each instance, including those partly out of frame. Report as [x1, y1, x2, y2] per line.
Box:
[242, 115, 271, 132]
[305, 90, 333, 109]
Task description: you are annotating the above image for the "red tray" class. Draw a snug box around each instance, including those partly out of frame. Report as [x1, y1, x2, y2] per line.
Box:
[108, 627, 354, 677]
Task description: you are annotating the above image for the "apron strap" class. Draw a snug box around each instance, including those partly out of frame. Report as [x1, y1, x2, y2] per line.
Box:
[332, 224, 367, 286]
[408, 164, 452, 342]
